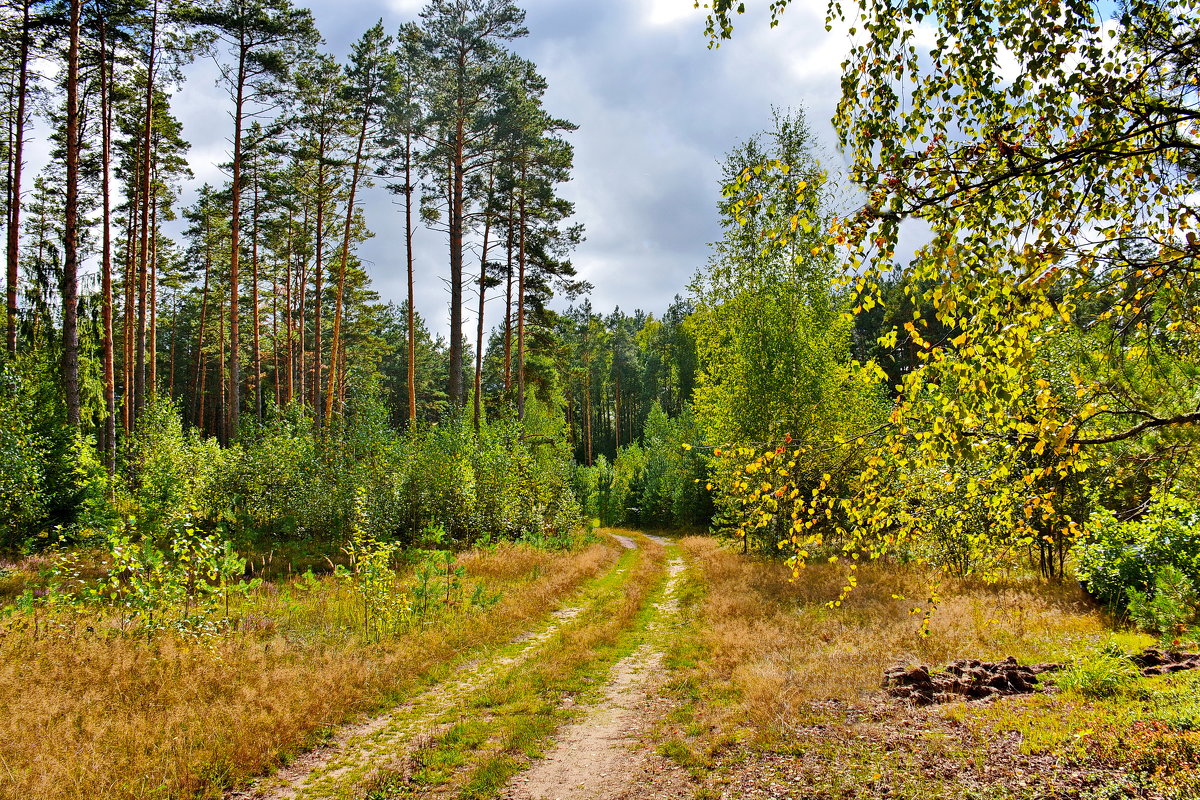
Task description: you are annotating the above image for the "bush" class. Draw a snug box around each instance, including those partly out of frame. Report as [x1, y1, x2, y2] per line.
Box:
[0, 355, 110, 553]
[574, 403, 710, 530]
[202, 389, 581, 547]
[1076, 493, 1200, 610]
[1127, 565, 1199, 639]
[0, 361, 49, 551]
[121, 396, 224, 535]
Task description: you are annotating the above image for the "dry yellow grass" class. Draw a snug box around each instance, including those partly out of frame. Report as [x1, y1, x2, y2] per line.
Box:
[0, 540, 617, 800]
[679, 536, 1113, 735]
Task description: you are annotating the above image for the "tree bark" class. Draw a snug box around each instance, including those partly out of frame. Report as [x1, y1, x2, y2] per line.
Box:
[312, 156, 325, 418]
[61, 0, 81, 427]
[227, 38, 247, 443]
[99, 16, 116, 471]
[473, 181, 493, 431]
[251, 161, 262, 420]
[516, 164, 527, 420]
[190, 209, 212, 429]
[6, 0, 30, 356]
[405, 132, 416, 422]
[503, 196, 513, 394]
[135, 0, 159, 422]
[148, 183, 159, 396]
[326, 93, 374, 423]
[448, 103, 465, 407]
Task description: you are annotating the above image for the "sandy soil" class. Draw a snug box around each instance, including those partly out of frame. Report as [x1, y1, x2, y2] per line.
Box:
[500, 538, 692, 800]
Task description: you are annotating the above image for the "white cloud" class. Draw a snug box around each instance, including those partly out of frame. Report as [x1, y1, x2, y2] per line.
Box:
[644, 0, 701, 27]
[385, 0, 424, 13]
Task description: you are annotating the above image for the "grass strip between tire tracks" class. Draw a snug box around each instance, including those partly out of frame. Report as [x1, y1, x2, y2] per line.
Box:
[364, 530, 674, 800]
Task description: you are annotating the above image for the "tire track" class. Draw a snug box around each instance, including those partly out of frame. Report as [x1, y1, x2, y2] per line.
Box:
[500, 536, 687, 800]
[225, 535, 636, 800]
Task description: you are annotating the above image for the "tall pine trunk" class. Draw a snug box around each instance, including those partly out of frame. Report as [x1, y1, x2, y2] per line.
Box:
[473, 191, 492, 432]
[190, 212, 212, 428]
[227, 40, 247, 443]
[405, 133, 416, 422]
[6, 0, 30, 356]
[312, 158, 325, 418]
[516, 165, 527, 420]
[251, 167, 262, 420]
[502, 197, 514, 395]
[61, 0, 81, 427]
[99, 16, 117, 471]
[149, 187, 159, 396]
[448, 113, 465, 408]
[326, 97, 373, 423]
[135, 0, 158, 421]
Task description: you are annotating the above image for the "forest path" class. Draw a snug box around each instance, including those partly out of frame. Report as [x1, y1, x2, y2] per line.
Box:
[498, 535, 691, 800]
[225, 533, 641, 800]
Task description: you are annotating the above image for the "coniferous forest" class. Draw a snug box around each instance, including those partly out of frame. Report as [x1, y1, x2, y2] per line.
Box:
[4, 1, 1200, 798]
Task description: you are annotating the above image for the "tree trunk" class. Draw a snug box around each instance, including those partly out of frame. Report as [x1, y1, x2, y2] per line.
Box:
[61, 0, 81, 427]
[614, 374, 620, 450]
[448, 115, 465, 408]
[297, 202, 308, 407]
[6, 0, 30, 356]
[99, 16, 116, 471]
[405, 133, 416, 422]
[122, 178, 137, 435]
[516, 165, 527, 420]
[326, 98, 373, 424]
[218, 291, 226, 436]
[473, 184, 493, 431]
[251, 163, 262, 421]
[135, 0, 158, 422]
[168, 289, 177, 396]
[312, 157, 325, 418]
[191, 211, 212, 428]
[228, 40, 247, 443]
[503, 196, 514, 394]
[284, 209, 294, 405]
[148, 185, 159, 396]
[271, 259, 279, 406]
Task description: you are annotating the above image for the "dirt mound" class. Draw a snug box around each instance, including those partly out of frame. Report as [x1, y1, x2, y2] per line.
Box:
[883, 656, 1060, 705]
[1131, 647, 1200, 675]
[885, 647, 1200, 706]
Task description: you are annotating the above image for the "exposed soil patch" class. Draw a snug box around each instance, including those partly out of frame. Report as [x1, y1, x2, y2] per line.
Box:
[884, 656, 1061, 705]
[886, 647, 1200, 706]
[501, 539, 690, 800]
[1132, 646, 1200, 675]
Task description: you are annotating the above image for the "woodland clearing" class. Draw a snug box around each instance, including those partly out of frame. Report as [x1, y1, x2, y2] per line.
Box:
[5, 531, 1197, 800]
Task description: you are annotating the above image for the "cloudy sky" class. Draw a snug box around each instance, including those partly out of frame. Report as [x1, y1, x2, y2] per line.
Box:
[168, 0, 856, 336]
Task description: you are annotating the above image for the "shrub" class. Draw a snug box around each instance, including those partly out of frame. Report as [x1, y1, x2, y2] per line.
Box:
[0, 361, 48, 551]
[575, 403, 709, 530]
[1076, 493, 1200, 610]
[0, 355, 111, 553]
[1127, 565, 1199, 639]
[121, 396, 224, 535]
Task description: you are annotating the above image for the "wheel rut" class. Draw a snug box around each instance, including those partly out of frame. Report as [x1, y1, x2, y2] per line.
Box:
[500, 536, 689, 800]
[225, 537, 634, 800]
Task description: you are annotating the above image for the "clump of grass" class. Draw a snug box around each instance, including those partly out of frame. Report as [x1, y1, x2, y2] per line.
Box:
[1055, 649, 1142, 698]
